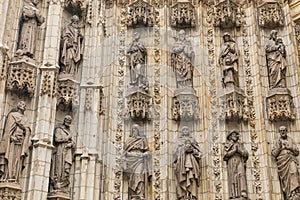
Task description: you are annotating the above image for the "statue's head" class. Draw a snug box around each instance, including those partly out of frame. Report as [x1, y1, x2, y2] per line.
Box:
[181, 126, 190, 137]
[178, 30, 186, 41]
[17, 101, 26, 112]
[32, 0, 39, 6]
[279, 126, 287, 139]
[63, 115, 72, 127]
[270, 30, 278, 40]
[227, 130, 239, 142]
[131, 124, 140, 136]
[71, 15, 79, 28]
[133, 32, 140, 41]
[223, 32, 231, 42]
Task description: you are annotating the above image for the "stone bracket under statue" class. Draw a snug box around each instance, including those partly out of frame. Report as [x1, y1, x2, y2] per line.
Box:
[0, 182, 21, 200]
[57, 78, 79, 111]
[170, 1, 196, 28]
[258, 1, 284, 29]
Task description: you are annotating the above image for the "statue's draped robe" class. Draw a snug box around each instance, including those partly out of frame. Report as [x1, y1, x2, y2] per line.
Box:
[265, 38, 287, 88]
[0, 111, 30, 181]
[224, 142, 248, 199]
[173, 137, 201, 199]
[272, 137, 300, 199]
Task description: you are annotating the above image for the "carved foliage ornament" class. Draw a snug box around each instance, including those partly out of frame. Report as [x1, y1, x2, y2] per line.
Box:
[57, 79, 79, 111]
[127, 0, 155, 27]
[172, 92, 199, 121]
[214, 0, 242, 28]
[126, 90, 152, 120]
[258, 1, 284, 28]
[0, 183, 21, 200]
[170, 1, 196, 28]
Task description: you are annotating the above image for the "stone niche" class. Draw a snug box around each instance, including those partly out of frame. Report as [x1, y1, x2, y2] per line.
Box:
[170, 0, 196, 28]
[0, 182, 21, 200]
[266, 88, 295, 121]
[171, 87, 199, 121]
[127, 0, 155, 27]
[258, 1, 284, 28]
[218, 86, 248, 121]
[57, 78, 79, 111]
[214, 0, 242, 29]
[126, 87, 152, 120]
[6, 57, 37, 97]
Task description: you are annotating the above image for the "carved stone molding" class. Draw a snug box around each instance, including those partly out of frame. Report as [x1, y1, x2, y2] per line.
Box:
[218, 87, 248, 121]
[48, 192, 70, 200]
[171, 87, 199, 121]
[6, 59, 37, 97]
[57, 78, 79, 111]
[0, 182, 21, 200]
[258, 1, 284, 28]
[214, 0, 242, 29]
[266, 88, 295, 121]
[0, 47, 9, 81]
[126, 87, 152, 120]
[127, 0, 155, 27]
[170, 1, 196, 28]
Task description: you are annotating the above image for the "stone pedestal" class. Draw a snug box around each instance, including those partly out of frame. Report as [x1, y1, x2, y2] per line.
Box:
[47, 192, 70, 200]
[170, 1, 196, 28]
[258, 1, 284, 28]
[266, 88, 295, 121]
[171, 87, 199, 121]
[214, 0, 242, 29]
[57, 78, 79, 111]
[0, 182, 21, 200]
[218, 86, 248, 121]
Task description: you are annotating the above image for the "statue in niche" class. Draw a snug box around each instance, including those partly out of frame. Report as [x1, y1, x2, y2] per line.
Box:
[60, 15, 84, 77]
[272, 126, 300, 200]
[223, 130, 248, 199]
[265, 30, 288, 89]
[127, 33, 149, 93]
[219, 32, 240, 88]
[173, 126, 202, 200]
[121, 124, 152, 200]
[0, 101, 31, 182]
[50, 115, 75, 194]
[16, 0, 45, 58]
[171, 30, 195, 88]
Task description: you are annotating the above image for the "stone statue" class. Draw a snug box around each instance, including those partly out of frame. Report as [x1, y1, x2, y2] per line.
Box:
[272, 126, 300, 200]
[171, 30, 195, 88]
[173, 126, 201, 200]
[50, 115, 75, 194]
[0, 101, 31, 182]
[17, 0, 45, 58]
[265, 30, 288, 89]
[219, 32, 239, 88]
[223, 130, 248, 199]
[121, 124, 152, 200]
[127, 33, 149, 93]
[60, 15, 84, 77]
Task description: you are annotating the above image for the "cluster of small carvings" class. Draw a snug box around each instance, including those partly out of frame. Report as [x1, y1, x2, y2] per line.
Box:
[40, 72, 52, 97]
[172, 94, 199, 121]
[267, 93, 296, 121]
[99, 86, 104, 115]
[127, 0, 155, 27]
[0, 186, 21, 200]
[6, 61, 37, 97]
[170, 1, 196, 28]
[258, 1, 284, 28]
[214, 0, 242, 28]
[0, 51, 8, 80]
[85, 88, 93, 110]
[127, 92, 152, 120]
[57, 79, 79, 109]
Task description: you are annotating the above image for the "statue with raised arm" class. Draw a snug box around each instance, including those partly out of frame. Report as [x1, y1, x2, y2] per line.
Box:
[0, 101, 31, 182]
[272, 126, 300, 200]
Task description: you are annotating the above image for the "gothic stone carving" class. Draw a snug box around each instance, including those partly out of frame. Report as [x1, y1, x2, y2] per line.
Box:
[121, 124, 152, 200]
[272, 126, 300, 200]
[224, 130, 249, 200]
[126, 87, 152, 120]
[57, 78, 79, 111]
[266, 88, 295, 121]
[17, 0, 45, 58]
[60, 15, 84, 79]
[170, 1, 196, 28]
[172, 87, 199, 121]
[6, 59, 37, 97]
[218, 87, 248, 121]
[49, 115, 75, 195]
[63, 0, 88, 16]
[127, 0, 155, 27]
[258, 1, 284, 28]
[214, 0, 242, 29]
[0, 101, 31, 183]
[0, 182, 21, 200]
[173, 126, 201, 200]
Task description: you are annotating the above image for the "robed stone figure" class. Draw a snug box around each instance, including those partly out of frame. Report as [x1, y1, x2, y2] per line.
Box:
[265, 30, 288, 89]
[60, 15, 83, 77]
[272, 126, 300, 200]
[50, 115, 75, 194]
[171, 30, 195, 88]
[17, 0, 45, 58]
[173, 126, 202, 200]
[223, 130, 248, 199]
[0, 101, 31, 182]
[219, 32, 239, 88]
[121, 124, 151, 200]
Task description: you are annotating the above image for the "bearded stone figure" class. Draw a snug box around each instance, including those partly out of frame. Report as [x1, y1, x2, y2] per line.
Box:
[121, 124, 152, 200]
[223, 130, 248, 199]
[50, 115, 75, 194]
[272, 126, 300, 200]
[173, 126, 202, 200]
[17, 0, 45, 58]
[0, 101, 31, 182]
[171, 30, 195, 88]
[219, 32, 239, 88]
[60, 15, 84, 77]
[265, 30, 288, 89]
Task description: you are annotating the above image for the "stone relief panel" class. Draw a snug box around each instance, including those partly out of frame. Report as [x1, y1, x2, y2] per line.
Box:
[173, 126, 202, 200]
[258, 0, 284, 28]
[170, 1, 196, 28]
[127, 0, 155, 27]
[272, 126, 300, 200]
